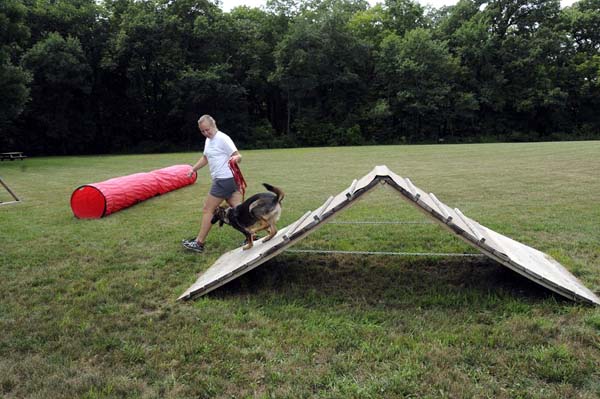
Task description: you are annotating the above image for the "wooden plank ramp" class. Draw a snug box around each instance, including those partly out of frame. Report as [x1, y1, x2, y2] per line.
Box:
[178, 165, 599, 305]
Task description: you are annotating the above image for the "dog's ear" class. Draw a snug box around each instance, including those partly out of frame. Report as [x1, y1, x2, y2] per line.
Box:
[220, 207, 232, 227]
[211, 207, 224, 225]
[216, 207, 227, 227]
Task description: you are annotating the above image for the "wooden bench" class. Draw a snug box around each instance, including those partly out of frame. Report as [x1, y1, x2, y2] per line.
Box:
[0, 152, 27, 161]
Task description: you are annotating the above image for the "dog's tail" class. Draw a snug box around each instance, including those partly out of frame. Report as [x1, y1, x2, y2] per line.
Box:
[263, 183, 285, 204]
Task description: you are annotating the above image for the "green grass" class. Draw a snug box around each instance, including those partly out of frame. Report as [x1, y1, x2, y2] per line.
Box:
[1, 142, 599, 398]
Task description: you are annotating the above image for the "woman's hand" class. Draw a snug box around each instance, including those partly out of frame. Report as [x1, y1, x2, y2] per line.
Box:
[187, 166, 196, 178]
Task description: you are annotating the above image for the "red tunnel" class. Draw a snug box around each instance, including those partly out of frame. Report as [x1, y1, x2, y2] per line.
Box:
[70, 165, 197, 219]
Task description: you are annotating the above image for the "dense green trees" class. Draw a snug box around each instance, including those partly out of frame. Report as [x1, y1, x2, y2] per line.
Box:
[22, 33, 93, 154]
[0, 0, 598, 155]
[0, 0, 31, 141]
[272, 2, 370, 145]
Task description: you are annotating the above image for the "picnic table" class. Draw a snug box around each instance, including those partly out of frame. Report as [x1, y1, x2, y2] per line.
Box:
[0, 152, 27, 161]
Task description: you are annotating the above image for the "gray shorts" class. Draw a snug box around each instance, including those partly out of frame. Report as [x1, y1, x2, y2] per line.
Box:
[209, 177, 239, 199]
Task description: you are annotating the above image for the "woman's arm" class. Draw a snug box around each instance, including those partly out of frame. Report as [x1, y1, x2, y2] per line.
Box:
[188, 155, 208, 176]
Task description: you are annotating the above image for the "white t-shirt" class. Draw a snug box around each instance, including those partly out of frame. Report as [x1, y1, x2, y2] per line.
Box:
[203, 131, 238, 179]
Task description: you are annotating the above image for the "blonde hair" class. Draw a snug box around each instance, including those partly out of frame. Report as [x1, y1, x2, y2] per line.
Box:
[198, 114, 217, 129]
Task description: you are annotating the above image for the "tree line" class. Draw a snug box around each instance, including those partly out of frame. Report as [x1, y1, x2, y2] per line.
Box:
[1, 0, 599, 155]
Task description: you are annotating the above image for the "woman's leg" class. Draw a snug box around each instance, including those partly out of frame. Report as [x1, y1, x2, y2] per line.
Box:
[196, 194, 224, 244]
[226, 191, 243, 208]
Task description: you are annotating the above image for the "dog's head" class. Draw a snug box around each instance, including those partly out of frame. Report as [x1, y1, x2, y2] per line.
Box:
[211, 206, 230, 227]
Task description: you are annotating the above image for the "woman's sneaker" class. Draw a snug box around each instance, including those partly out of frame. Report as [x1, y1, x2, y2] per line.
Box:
[183, 240, 204, 253]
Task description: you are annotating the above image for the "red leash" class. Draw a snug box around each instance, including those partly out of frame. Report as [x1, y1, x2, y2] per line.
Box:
[228, 159, 247, 200]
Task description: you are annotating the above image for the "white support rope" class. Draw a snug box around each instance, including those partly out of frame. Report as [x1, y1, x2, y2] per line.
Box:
[285, 249, 484, 257]
[285, 219, 482, 257]
[328, 221, 432, 225]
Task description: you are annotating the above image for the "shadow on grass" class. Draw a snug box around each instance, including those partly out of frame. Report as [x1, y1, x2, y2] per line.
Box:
[206, 254, 568, 308]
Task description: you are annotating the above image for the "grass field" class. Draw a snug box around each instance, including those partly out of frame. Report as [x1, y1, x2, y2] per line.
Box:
[1, 142, 599, 398]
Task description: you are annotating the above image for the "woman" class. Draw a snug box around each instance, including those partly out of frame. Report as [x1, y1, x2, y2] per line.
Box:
[183, 115, 242, 253]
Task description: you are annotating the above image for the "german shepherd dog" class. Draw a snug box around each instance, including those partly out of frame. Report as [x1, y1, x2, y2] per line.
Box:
[211, 183, 284, 250]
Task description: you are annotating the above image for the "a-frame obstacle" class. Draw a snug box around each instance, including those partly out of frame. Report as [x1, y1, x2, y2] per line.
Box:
[0, 176, 21, 206]
[178, 165, 599, 305]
